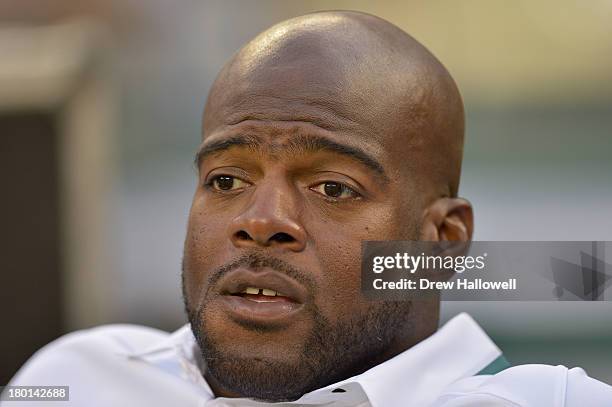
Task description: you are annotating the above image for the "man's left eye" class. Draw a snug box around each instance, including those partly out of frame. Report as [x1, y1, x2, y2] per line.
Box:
[310, 181, 359, 199]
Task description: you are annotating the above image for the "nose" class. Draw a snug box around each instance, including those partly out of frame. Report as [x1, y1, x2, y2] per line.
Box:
[228, 179, 307, 252]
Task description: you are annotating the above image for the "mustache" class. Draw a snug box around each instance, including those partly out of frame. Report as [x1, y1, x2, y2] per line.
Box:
[206, 251, 317, 293]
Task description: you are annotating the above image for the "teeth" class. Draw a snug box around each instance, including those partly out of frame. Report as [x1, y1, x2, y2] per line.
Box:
[242, 287, 279, 296]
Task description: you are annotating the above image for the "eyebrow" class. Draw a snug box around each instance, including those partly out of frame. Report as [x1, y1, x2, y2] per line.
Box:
[194, 134, 389, 184]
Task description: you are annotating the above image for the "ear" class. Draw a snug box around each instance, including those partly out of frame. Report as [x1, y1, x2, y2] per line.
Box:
[419, 197, 473, 242]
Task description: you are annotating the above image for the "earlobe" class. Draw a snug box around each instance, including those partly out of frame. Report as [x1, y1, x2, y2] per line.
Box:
[419, 197, 473, 242]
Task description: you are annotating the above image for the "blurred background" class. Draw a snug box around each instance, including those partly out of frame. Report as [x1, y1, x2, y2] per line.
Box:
[1, 0, 611, 385]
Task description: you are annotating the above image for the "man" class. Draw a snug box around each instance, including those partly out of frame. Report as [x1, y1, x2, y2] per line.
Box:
[5, 11, 612, 407]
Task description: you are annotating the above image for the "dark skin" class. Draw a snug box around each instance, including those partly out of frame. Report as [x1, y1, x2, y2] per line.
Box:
[182, 11, 472, 401]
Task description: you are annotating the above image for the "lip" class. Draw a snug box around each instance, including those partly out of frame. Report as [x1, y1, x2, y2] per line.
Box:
[215, 267, 309, 325]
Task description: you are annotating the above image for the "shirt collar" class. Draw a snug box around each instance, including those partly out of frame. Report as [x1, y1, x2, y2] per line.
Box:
[332, 312, 501, 407]
[127, 313, 501, 407]
[127, 325, 216, 401]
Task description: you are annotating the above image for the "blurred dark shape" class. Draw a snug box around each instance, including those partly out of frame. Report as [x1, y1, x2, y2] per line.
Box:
[0, 112, 63, 384]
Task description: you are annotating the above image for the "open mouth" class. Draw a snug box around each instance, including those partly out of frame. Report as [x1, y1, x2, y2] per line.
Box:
[229, 287, 296, 303]
[217, 267, 308, 324]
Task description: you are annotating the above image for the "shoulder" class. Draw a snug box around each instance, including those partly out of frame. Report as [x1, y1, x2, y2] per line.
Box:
[24, 323, 168, 359]
[8, 324, 169, 384]
[5, 324, 209, 406]
[432, 364, 612, 407]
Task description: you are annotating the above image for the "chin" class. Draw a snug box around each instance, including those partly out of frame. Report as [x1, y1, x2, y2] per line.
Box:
[203, 317, 311, 363]
[205, 355, 314, 402]
[197, 322, 321, 402]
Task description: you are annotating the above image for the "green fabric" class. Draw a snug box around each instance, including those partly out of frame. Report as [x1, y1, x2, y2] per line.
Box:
[476, 355, 511, 376]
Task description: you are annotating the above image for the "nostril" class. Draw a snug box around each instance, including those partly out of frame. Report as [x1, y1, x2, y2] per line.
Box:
[235, 230, 252, 241]
[270, 232, 295, 243]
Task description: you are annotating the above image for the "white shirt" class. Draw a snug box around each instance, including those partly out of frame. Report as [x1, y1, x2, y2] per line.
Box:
[3, 313, 612, 406]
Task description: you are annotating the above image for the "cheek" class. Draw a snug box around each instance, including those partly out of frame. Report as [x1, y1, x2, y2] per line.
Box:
[311, 204, 402, 322]
[183, 195, 228, 303]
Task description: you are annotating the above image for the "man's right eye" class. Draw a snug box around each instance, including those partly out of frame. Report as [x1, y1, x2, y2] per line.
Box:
[207, 175, 249, 191]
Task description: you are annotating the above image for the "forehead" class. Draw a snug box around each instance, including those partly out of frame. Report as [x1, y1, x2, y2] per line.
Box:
[202, 23, 431, 148]
[202, 68, 389, 170]
[205, 49, 372, 137]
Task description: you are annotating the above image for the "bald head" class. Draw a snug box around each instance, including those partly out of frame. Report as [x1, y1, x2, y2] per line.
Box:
[203, 10, 464, 197]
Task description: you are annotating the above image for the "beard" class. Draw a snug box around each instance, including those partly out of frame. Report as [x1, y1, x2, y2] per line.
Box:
[182, 255, 412, 402]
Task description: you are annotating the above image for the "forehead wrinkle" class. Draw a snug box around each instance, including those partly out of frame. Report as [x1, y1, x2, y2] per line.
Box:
[219, 92, 362, 134]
